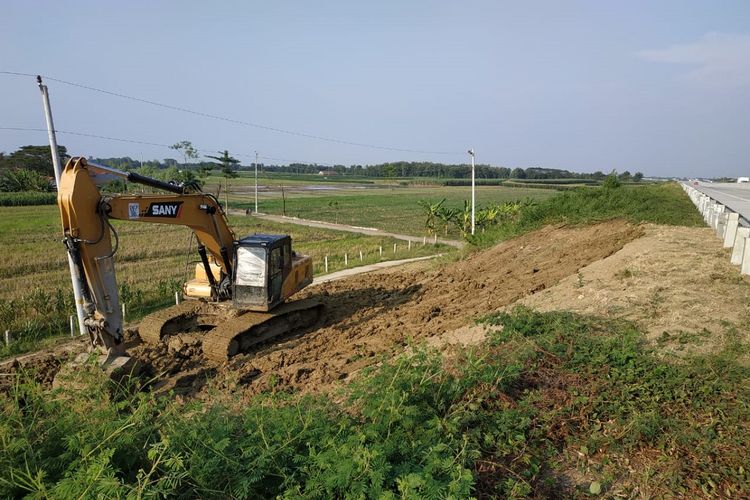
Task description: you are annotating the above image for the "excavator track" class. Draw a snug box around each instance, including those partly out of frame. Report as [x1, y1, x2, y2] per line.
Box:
[138, 299, 324, 363]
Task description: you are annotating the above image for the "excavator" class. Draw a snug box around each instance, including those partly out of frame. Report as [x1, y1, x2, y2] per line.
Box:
[57, 156, 323, 364]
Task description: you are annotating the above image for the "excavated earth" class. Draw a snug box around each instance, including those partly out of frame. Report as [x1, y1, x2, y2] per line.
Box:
[1, 220, 642, 397]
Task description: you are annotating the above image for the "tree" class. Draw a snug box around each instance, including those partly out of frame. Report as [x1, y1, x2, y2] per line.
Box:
[206, 150, 240, 178]
[170, 140, 199, 168]
[633, 172, 644, 182]
[0, 145, 68, 176]
[511, 167, 526, 179]
[0, 168, 54, 192]
[603, 170, 621, 189]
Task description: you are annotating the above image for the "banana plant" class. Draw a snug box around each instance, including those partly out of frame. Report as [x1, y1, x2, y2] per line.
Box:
[417, 198, 446, 235]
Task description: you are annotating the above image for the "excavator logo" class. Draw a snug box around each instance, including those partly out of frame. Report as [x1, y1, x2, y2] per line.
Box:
[144, 202, 183, 218]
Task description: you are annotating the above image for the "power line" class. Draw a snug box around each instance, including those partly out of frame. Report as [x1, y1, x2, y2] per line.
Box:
[1, 71, 463, 156]
[0, 126, 337, 166]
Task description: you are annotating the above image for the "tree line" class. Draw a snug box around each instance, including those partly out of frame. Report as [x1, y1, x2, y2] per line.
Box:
[0, 143, 644, 192]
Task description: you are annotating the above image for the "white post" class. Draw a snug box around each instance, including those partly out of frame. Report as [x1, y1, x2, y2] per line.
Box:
[423, 236, 426, 245]
[359, 250, 363, 261]
[723, 213, 740, 248]
[434, 234, 438, 244]
[175, 291, 181, 305]
[393, 243, 397, 253]
[4, 330, 10, 346]
[69, 314, 75, 338]
[741, 236, 750, 275]
[716, 211, 728, 239]
[408, 240, 411, 250]
[731, 227, 750, 265]
[254, 150, 259, 213]
[468, 148, 476, 235]
[37, 77, 88, 339]
[379, 246, 383, 257]
[344, 253, 348, 267]
[324, 256, 329, 273]
[225, 177, 229, 212]
[122, 303, 127, 323]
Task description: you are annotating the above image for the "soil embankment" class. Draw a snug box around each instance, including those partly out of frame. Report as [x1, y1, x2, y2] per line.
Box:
[2, 220, 643, 396]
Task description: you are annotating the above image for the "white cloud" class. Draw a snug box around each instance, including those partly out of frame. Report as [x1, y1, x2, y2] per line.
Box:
[638, 32, 750, 88]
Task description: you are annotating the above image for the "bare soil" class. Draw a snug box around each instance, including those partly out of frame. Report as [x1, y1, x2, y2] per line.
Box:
[514, 224, 750, 357]
[133, 220, 642, 398]
[1, 220, 643, 397]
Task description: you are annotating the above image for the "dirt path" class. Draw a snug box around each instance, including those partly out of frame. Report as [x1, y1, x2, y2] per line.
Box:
[232, 210, 465, 248]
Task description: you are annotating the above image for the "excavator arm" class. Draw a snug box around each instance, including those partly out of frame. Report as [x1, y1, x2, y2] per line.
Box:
[57, 157, 235, 350]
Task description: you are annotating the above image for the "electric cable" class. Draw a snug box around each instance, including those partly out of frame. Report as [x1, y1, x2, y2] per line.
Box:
[1, 71, 464, 156]
[0, 126, 338, 167]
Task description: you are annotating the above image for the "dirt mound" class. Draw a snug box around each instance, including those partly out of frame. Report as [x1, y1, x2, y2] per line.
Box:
[514, 224, 750, 357]
[153, 220, 639, 397]
[4, 220, 642, 397]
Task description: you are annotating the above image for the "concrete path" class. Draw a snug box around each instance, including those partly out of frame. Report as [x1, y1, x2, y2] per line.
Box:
[229, 210, 465, 248]
[312, 254, 442, 285]
[689, 182, 750, 225]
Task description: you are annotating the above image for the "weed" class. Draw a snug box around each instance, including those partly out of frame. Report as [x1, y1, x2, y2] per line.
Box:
[615, 267, 637, 280]
[3, 309, 747, 497]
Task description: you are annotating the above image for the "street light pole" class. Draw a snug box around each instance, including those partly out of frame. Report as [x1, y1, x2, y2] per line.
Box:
[468, 148, 476, 235]
[254, 150, 259, 213]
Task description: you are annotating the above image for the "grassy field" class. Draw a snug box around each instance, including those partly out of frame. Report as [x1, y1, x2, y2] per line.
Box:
[223, 181, 556, 237]
[0, 204, 450, 358]
[3, 308, 747, 498]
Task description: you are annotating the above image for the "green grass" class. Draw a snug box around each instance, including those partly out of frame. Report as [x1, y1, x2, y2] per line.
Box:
[231, 185, 555, 237]
[2, 309, 747, 498]
[473, 182, 704, 245]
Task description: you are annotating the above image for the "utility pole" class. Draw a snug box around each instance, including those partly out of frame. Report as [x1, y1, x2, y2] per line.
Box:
[37, 76, 87, 338]
[468, 148, 476, 235]
[254, 150, 259, 213]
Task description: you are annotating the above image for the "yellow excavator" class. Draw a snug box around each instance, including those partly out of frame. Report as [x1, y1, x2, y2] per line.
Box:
[57, 157, 322, 363]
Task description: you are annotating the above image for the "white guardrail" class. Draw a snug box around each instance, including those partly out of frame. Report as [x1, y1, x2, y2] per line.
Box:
[682, 183, 750, 275]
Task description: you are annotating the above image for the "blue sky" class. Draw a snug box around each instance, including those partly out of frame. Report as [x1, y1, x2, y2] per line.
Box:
[1, 1, 749, 177]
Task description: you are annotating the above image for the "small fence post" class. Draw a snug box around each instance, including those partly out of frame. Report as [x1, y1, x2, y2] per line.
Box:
[393, 243, 397, 253]
[324, 255, 329, 273]
[423, 236, 426, 245]
[122, 303, 126, 323]
[359, 250, 363, 262]
[69, 314, 75, 338]
[379, 246, 383, 258]
[4, 330, 10, 346]
[434, 234, 438, 244]
[408, 240, 411, 251]
[344, 253, 348, 267]
[175, 291, 181, 305]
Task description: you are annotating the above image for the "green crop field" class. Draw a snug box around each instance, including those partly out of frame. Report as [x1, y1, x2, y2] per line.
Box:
[218, 180, 556, 237]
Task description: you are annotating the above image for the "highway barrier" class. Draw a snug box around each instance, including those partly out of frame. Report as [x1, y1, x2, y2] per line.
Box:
[682, 182, 750, 275]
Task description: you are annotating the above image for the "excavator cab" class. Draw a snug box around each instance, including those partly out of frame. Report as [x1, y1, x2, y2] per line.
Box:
[233, 234, 312, 311]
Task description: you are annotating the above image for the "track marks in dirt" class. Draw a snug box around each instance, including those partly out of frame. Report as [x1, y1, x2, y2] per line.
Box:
[214, 220, 642, 396]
